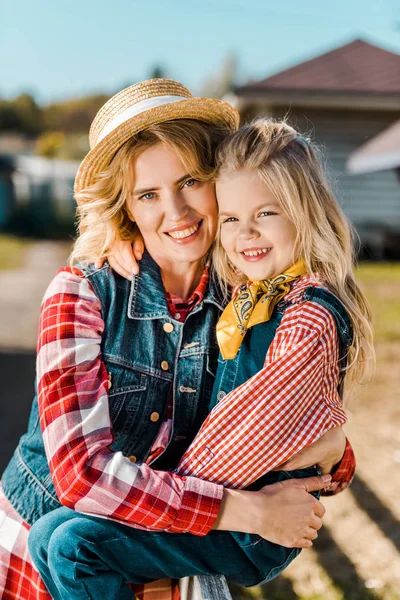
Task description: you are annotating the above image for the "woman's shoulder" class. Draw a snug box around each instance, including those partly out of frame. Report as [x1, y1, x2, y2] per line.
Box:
[42, 265, 98, 305]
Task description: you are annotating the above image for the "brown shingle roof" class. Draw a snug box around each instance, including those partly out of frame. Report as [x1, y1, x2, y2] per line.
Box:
[237, 40, 400, 95]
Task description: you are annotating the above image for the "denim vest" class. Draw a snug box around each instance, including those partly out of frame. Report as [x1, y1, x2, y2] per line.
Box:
[2, 251, 224, 526]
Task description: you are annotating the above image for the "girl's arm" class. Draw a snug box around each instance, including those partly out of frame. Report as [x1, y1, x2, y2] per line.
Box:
[277, 428, 356, 494]
[177, 300, 348, 489]
[94, 239, 144, 278]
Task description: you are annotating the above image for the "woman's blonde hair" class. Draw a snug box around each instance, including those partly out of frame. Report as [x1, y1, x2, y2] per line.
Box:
[71, 119, 230, 265]
[213, 118, 375, 390]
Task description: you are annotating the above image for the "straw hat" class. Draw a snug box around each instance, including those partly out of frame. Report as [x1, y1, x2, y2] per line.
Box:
[74, 78, 240, 195]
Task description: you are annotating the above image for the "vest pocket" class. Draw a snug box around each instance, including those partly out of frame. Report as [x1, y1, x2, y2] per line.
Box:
[105, 361, 148, 454]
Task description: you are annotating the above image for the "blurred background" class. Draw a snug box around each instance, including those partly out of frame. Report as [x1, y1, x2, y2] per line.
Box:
[1, 1, 399, 598]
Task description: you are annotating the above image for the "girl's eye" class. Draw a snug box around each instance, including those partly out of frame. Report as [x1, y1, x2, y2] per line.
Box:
[139, 192, 156, 201]
[258, 211, 277, 217]
[221, 217, 238, 224]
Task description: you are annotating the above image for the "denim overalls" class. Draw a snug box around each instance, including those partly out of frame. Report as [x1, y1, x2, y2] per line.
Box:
[1, 251, 224, 525]
[207, 284, 353, 585]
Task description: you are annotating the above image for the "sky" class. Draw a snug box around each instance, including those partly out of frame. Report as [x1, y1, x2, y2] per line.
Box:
[2, 0, 400, 104]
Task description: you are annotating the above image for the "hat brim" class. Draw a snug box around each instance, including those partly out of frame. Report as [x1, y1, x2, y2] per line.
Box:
[74, 97, 239, 197]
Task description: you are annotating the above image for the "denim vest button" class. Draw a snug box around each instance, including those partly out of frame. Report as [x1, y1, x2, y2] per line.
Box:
[150, 412, 160, 422]
[161, 361, 169, 371]
[163, 323, 174, 333]
[129, 455, 137, 463]
[217, 391, 226, 401]
[175, 313, 182, 320]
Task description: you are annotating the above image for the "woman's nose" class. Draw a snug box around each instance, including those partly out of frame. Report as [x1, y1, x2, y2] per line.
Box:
[165, 193, 189, 222]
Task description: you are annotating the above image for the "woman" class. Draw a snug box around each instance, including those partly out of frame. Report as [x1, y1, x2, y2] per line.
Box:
[0, 79, 351, 600]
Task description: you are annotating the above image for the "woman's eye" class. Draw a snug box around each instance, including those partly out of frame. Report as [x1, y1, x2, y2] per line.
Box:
[139, 192, 156, 201]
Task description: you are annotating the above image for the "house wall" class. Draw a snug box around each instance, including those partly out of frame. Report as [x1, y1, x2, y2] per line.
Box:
[241, 105, 400, 256]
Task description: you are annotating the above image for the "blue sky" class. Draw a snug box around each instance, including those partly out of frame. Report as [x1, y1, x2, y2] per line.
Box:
[2, 0, 400, 103]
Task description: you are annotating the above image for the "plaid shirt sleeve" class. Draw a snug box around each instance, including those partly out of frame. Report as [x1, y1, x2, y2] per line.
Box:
[178, 301, 349, 489]
[37, 268, 222, 536]
[322, 437, 356, 495]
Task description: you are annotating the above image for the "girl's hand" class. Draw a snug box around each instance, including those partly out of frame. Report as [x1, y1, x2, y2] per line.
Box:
[213, 475, 329, 548]
[94, 236, 145, 279]
[273, 427, 347, 475]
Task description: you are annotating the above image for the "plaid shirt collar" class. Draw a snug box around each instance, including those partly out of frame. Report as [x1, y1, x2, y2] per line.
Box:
[129, 252, 223, 319]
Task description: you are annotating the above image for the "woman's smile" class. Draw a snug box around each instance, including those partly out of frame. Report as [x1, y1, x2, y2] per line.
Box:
[165, 219, 203, 242]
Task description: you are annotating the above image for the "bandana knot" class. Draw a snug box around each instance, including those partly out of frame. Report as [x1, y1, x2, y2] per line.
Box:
[217, 260, 307, 359]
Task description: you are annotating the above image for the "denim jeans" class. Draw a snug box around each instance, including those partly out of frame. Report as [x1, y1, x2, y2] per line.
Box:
[29, 468, 318, 600]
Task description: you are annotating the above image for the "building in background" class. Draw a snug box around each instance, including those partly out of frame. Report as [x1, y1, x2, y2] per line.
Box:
[0, 154, 78, 237]
[230, 39, 400, 258]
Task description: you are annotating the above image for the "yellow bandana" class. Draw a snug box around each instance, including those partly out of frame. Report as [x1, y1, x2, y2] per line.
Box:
[217, 259, 307, 359]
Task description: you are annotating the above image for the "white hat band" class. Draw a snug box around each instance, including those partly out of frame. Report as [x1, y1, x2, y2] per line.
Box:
[97, 95, 188, 143]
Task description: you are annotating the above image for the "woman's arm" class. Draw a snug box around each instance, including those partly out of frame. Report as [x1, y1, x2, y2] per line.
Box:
[213, 475, 328, 548]
[38, 268, 222, 536]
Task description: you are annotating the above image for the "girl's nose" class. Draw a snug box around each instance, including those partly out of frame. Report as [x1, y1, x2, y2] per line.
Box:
[238, 223, 259, 240]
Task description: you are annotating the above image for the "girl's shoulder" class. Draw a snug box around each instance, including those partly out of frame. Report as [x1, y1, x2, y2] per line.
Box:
[279, 274, 340, 336]
[284, 273, 328, 305]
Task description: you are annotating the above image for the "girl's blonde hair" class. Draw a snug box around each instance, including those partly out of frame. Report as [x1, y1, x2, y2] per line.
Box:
[71, 119, 230, 265]
[213, 118, 375, 390]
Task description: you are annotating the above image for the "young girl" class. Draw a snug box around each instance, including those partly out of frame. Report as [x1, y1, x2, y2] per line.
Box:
[28, 118, 372, 599]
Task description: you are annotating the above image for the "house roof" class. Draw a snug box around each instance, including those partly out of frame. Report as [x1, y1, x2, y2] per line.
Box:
[347, 119, 400, 174]
[236, 40, 400, 96]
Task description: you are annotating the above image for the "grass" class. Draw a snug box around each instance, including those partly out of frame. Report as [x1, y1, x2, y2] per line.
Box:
[356, 262, 400, 342]
[0, 234, 33, 271]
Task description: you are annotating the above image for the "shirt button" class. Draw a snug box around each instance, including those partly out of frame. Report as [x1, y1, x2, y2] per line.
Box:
[150, 412, 160, 422]
[217, 390, 227, 401]
[163, 323, 174, 333]
[161, 360, 169, 371]
[129, 455, 137, 463]
[175, 312, 181, 320]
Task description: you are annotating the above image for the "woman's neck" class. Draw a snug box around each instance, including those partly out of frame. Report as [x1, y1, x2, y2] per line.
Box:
[158, 258, 206, 300]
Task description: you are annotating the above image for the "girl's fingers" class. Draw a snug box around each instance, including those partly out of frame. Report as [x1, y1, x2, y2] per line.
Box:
[115, 241, 139, 275]
[132, 237, 144, 261]
[108, 255, 133, 281]
[94, 258, 104, 269]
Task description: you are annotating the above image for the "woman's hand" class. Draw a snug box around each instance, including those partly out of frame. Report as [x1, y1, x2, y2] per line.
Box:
[213, 474, 330, 548]
[273, 427, 347, 475]
[94, 236, 145, 279]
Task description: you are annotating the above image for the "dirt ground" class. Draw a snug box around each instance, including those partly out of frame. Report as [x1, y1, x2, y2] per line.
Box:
[1, 242, 399, 600]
